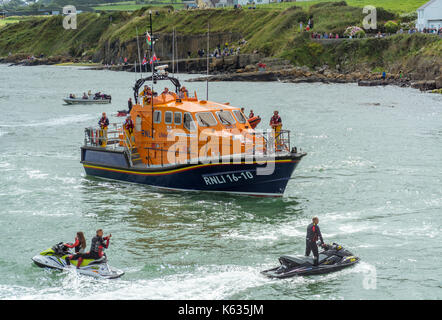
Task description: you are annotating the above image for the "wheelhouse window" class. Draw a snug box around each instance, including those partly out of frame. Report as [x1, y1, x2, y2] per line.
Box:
[174, 112, 182, 125]
[135, 115, 142, 131]
[216, 110, 236, 125]
[183, 112, 196, 131]
[165, 111, 173, 124]
[153, 110, 162, 124]
[196, 112, 218, 127]
[233, 110, 246, 123]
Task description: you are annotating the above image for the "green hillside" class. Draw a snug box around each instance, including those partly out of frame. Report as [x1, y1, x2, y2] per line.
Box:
[0, 2, 440, 78]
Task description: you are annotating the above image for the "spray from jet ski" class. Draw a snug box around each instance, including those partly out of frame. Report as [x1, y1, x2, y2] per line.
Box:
[32, 242, 124, 279]
[261, 243, 359, 278]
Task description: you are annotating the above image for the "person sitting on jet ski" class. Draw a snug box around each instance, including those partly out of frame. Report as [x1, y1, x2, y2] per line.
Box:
[305, 217, 326, 266]
[64, 232, 87, 265]
[75, 229, 111, 269]
[64, 232, 87, 253]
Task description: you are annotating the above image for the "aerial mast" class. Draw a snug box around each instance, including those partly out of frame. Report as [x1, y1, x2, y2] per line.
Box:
[206, 22, 210, 101]
[149, 10, 154, 137]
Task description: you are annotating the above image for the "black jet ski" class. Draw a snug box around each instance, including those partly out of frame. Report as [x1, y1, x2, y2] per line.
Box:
[32, 242, 124, 279]
[261, 243, 359, 278]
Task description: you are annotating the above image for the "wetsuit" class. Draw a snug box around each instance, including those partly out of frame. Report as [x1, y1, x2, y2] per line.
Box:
[305, 223, 324, 266]
[64, 237, 83, 254]
[76, 236, 110, 268]
[64, 238, 85, 265]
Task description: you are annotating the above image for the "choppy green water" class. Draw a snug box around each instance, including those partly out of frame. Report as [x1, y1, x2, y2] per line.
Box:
[0, 65, 441, 299]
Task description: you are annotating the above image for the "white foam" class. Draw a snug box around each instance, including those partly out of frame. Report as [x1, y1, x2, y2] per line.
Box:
[0, 114, 96, 128]
[0, 265, 271, 300]
[26, 170, 49, 180]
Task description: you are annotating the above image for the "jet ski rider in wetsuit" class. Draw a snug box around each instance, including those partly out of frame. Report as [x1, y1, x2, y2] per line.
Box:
[75, 229, 111, 269]
[64, 232, 87, 266]
[305, 217, 326, 266]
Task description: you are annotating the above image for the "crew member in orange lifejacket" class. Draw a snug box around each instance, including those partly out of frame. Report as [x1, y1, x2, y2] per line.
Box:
[140, 85, 152, 105]
[305, 217, 325, 266]
[98, 112, 109, 147]
[64, 232, 87, 266]
[124, 116, 134, 140]
[76, 229, 111, 269]
[98, 112, 109, 129]
[162, 87, 171, 95]
[269, 110, 282, 128]
[270, 110, 282, 146]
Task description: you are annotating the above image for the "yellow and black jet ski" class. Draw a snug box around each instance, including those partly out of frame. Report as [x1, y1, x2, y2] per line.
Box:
[32, 242, 124, 279]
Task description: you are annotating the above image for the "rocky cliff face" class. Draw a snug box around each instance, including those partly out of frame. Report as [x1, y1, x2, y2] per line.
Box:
[94, 32, 243, 65]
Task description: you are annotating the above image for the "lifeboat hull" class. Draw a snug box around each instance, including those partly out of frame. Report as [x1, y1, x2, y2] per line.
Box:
[80, 147, 306, 197]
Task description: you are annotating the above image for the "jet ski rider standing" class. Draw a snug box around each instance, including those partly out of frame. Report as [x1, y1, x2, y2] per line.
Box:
[75, 229, 112, 269]
[305, 217, 326, 266]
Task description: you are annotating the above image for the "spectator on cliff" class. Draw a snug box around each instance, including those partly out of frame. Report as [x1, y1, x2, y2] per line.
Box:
[299, 21, 303, 32]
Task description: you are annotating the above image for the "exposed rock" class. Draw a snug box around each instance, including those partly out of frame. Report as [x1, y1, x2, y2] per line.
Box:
[411, 80, 437, 91]
[435, 76, 442, 89]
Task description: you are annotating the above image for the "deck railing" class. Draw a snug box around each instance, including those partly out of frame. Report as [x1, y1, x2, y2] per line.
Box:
[84, 124, 294, 167]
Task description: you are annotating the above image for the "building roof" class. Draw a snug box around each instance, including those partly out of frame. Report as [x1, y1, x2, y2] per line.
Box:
[418, 0, 439, 10]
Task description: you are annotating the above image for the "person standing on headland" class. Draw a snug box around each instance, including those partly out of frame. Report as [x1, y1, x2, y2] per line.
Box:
[305, 216, 325, 266]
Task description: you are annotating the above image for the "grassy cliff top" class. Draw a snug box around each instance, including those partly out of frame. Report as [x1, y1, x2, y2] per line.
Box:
[260, 0, 429, 14]
[0, 1, 440, 76]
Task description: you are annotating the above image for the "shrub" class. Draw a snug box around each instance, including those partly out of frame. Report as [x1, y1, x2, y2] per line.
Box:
[344, 26, 365, 37]
[355, 29, 366, 38]
[385, 21, 399, 33]
[400, 12, 417, 23]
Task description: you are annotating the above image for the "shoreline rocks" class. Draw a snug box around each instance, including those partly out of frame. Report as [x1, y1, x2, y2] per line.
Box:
[1, 54, 441, 93]
[187, 67, 422, 90]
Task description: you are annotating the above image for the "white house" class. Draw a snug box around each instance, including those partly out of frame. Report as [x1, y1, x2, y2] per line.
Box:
[416, 0, 442, 31]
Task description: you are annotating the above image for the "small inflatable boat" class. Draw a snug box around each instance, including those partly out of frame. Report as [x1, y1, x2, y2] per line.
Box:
[248, 116, 261, 129]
